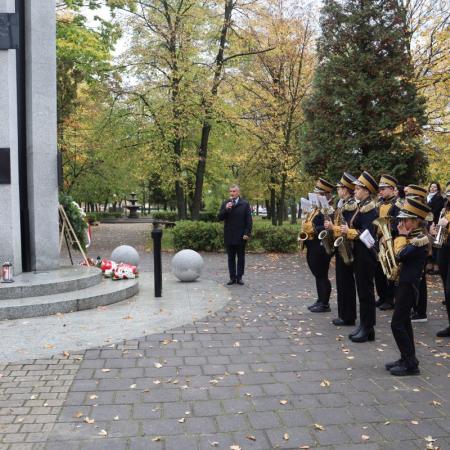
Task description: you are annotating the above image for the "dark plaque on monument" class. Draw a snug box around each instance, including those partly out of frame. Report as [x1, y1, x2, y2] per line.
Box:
[0, 148, 11, 184]
[0, 13, 19, 50]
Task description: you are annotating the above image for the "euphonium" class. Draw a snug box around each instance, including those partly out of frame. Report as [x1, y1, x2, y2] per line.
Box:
[333, 210, 353, 265]
[433, 206, 448, 248]
[373, 216, 399, 281]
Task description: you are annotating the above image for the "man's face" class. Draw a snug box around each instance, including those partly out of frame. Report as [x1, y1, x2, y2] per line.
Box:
[229, 187, 240, 199]
[379, 186, 394, 199]
[354, 185, 369, 201]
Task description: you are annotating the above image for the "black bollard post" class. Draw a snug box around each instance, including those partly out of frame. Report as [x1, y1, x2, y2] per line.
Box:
[151, 224, 163, 297]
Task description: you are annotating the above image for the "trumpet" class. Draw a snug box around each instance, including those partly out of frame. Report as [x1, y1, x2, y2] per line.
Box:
[433, 206, 448, 248]
[373, 216, 399, 281]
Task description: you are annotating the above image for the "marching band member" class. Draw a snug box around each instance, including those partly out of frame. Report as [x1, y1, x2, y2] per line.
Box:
[375, 175, 400, 311]
[385, 198, 431, 376]
[324, 172, 357, 326]
[431, 182, 450, 337]
[302, 178, 335, 313]
[404, 185, 432, 323]
[341, 171, 379, 342]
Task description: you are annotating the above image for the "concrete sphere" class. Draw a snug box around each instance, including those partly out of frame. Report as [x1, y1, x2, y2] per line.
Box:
[171, 249, 204, 282]
[111, 245, 140, 266]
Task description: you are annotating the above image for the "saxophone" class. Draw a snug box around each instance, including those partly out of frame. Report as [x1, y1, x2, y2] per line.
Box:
[318, 205, 335, 256]
[333, 209, 354, 265]
[433, 203, 449, 248]
[373, 216, 399, 281]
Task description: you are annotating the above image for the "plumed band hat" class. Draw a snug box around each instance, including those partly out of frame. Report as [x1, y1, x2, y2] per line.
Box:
[353, 171, 378, 194]
[397, 197, 431, 220]
[379, 174, 398, 189]
[336, 172, 356, 190]
[314, 178, 334, 194]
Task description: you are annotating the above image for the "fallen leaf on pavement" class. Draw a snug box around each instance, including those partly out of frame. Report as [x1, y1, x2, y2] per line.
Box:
[314, 423, 325, 431]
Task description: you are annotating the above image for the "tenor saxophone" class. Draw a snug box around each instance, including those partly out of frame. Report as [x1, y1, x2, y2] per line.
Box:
[318, 207, 335, 256]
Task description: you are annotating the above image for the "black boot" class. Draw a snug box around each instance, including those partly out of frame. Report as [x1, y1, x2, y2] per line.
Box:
[348, 325, 362, 339]
[310, 303, 331, 313]
[375, 298, 384, 307]
[379, 302, 394, 311]
[333, 318, 355, 326]
[385, 359, 404, 371]
[350, 326, 375, 343]
[436, 327, 450, 337]
[390, 358, 420, 376]
[307, 300, 320, 310]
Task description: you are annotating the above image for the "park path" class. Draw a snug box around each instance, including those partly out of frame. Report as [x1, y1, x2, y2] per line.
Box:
[1, 223, 449, 450]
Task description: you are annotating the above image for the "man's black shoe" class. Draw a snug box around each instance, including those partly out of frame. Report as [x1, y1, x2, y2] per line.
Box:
[385, 359, 403, 371]
[350, 327, 375, 343]
[226, 279, 236, 285]
[378, 302, 394, 311]
[348, 325, 361, 339]
[236, 279, 244, 285]
[332, 318, 355, 326]
[411, 312, 427, 323]
[390, 363, 420, 376]
[307, 301, 320, 311]
[310, 304, 331, 313]
[375, 298, 384, 307]
[436, 327, 450, 337]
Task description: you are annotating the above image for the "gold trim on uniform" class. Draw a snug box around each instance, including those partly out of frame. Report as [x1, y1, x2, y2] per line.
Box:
[359, 200, 376, 214]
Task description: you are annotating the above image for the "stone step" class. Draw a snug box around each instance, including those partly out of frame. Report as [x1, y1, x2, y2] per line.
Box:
[0, 267, 102, 300]
[0, 278, 139, 320]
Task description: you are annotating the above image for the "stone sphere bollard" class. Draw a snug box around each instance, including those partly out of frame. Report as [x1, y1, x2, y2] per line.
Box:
[111, 245, 140, 266]
[171, 249, 204, 282]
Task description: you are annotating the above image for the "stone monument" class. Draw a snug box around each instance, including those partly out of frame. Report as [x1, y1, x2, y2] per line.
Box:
[0, 0, 59, 274]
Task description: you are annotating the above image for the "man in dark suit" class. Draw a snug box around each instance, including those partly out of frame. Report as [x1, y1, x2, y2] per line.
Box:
[218, 185, 253, 285]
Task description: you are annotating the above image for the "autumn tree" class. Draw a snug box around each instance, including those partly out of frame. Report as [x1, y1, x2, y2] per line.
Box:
[233, 0, 315, 225]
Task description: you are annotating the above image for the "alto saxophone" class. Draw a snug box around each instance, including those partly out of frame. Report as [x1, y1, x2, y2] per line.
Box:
[373, 216, 399, 281]
[433, 205, 449, 248]
[333, 209, 354, 265]
[318, 206, 335, 256]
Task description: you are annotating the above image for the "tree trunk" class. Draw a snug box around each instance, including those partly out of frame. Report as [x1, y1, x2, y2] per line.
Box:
[270, 188, 277, 226]
[265, 199, 271, 219]
[276, 174, 287, 226]
[290, 200, 297, 224]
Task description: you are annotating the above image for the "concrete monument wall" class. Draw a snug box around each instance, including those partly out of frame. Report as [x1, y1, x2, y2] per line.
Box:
[0, 0, 59, 273]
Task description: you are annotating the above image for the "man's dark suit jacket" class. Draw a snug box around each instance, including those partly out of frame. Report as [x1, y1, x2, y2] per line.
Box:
[218, 198, 253, 246]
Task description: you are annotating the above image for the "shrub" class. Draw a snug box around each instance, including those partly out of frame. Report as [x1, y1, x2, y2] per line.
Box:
[151, 211, 178, 222]
[171, 221, 300, 253]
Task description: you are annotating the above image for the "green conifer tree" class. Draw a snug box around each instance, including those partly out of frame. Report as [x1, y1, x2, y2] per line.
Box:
[302, 0, 427, 184]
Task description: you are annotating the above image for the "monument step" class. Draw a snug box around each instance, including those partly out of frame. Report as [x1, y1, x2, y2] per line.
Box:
[0, 267, 102, 300]
[0, 278, 139, 320]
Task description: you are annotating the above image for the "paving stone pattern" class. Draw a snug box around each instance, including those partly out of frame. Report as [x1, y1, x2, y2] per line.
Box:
[1, 223, 449, 449]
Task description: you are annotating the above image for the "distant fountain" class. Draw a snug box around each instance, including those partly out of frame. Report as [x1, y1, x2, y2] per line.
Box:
[126, 192, 140, 219]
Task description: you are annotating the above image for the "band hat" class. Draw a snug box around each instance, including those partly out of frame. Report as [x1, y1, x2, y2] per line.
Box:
[397, 197, 431, 220]
[406, 184, 427, 199]
[336, 172, 356, 190]
[314, 178, 334, 194]
[379, 174, 398, 189]
[353, 171, 379, 194]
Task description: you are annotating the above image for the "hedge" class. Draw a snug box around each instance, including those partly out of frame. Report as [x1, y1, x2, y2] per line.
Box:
[85, 212, 123, 222]
[152, 211, 218, 222]
[172, 221, 299, 253]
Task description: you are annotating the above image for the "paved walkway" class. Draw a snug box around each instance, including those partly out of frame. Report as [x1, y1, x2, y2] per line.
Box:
[1, 223, 449, 450]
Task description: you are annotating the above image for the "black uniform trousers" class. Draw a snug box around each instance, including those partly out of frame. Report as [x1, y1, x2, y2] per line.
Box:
[375, 262, 395, 304]
[438, 245, 450, 323]
[226, 244, 246, 280]
[305, 239, 331, 305]
[391, 282, 418, 364]
[353, 242, 377, 328]
[335, 252, 357, 322]
[413, 271, 427, 316]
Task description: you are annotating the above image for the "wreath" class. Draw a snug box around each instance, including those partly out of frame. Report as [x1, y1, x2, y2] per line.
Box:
[59, 193, 88, 250]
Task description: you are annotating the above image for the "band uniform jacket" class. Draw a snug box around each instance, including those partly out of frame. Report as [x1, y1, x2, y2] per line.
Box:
[331, 197, 358, 238]
[218, 198, 253, 246]
[346, 197, 378, 245]
[394, 229, 429, 285]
